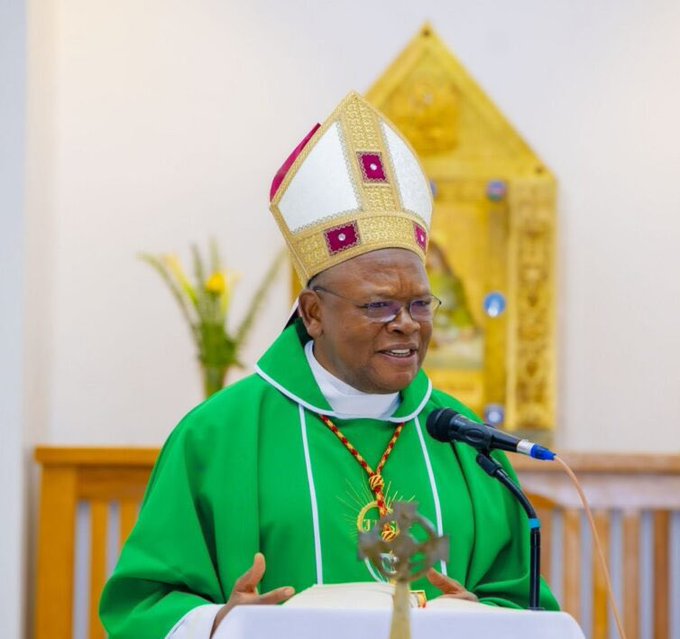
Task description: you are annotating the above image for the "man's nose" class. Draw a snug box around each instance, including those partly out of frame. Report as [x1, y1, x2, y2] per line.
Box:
[387, 305, 420, 333]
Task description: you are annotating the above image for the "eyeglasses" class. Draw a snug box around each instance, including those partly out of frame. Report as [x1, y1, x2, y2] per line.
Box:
[312, 285, 442, 323]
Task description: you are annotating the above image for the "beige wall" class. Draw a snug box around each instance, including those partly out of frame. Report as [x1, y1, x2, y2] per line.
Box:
[26, 0, 680, 450]
[5, 1, 680, 636]
[22, 3, 680, 449]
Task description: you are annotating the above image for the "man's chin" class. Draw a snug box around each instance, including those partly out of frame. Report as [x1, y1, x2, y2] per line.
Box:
[369, 368, 419, 394]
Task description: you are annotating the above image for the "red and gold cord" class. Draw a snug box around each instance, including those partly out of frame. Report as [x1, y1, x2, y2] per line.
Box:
[318, 414, 405, 540]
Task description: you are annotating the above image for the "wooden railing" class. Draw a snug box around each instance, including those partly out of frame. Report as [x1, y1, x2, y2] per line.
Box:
[512, 454, 680, 639]
[34, 448, 157, 639]
[34, 448, 680, 639]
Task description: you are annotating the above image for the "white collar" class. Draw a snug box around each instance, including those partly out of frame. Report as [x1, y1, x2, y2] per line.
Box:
[304, 341, 400, 420]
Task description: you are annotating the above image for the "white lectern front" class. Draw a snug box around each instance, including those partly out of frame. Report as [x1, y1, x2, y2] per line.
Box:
[214, 605, 585, 639]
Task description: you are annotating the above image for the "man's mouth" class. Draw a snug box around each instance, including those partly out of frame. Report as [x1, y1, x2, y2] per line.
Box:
[380, 348, 417, 358]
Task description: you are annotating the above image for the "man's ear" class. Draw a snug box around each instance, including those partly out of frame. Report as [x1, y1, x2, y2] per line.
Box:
[298, 289, 323, 339]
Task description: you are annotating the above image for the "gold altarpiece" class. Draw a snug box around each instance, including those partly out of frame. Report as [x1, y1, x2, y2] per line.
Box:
[366, 25, 556, 440]
[291, 25, 556, 441]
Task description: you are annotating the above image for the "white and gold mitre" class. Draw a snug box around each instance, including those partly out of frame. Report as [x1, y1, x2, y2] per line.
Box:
[269, 91, 433, 284]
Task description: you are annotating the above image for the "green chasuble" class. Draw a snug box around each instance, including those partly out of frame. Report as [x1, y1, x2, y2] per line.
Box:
[100, 322, 558, 638]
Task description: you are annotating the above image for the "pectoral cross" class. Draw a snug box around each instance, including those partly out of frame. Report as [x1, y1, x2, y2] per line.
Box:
[358, 501, 449, 639]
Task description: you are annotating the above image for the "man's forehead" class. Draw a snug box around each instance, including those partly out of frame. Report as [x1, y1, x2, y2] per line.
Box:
[321, 248, 422, 275]
[316, 248, 429, 289]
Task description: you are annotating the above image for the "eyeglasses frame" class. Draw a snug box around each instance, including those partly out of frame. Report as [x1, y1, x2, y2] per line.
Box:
[311, 285, 442, 324]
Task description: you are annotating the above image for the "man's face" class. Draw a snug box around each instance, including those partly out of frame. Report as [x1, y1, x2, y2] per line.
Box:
[300, 248, 433, 394]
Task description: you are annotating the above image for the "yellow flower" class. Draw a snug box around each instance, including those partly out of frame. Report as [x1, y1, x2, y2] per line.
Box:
[205, 272, 226, 295]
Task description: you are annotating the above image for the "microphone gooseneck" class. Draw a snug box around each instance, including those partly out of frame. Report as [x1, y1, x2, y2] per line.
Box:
[426, 408, 549, 610]
[474, 452, 542, 610]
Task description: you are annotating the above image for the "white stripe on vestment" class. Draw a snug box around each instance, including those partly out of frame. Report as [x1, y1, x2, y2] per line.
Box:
[255, 364, 433, 424]
[365, 557, 387, 583]
[299, 404, 324, 584]
[414, 415, 447, 576]
[256, 365, 335, 416]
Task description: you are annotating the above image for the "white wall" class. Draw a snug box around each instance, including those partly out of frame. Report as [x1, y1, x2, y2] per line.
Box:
[8, 2, 680, 636]
[24, 0, 680, 453]
[0, 0, 26, 636]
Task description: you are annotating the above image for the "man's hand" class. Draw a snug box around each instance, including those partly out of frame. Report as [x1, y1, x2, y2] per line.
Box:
[426, 568, 479, 602]
[211, 553, 295, 636]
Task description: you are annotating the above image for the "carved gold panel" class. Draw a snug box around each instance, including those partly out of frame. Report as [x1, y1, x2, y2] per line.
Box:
[366, 24, 556, 441]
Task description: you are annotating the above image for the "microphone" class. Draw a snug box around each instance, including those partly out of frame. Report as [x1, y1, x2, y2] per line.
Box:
[426, 408, 556, 461]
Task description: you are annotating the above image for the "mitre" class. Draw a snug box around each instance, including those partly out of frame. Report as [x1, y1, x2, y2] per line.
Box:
[269, 91, 433, 284]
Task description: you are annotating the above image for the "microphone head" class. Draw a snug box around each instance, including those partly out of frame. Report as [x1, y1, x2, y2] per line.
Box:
[426, 408, 457, 442]
[426, 408, 494, 450]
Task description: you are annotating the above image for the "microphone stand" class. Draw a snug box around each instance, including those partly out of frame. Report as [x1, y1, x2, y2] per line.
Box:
[475, 452, 542, 610]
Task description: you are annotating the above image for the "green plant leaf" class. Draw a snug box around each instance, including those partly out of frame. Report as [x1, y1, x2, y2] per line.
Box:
[139, 253, 201, 343]
[235, 249, 286, 345]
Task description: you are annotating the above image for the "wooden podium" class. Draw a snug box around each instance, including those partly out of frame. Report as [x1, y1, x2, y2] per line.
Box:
[214, 606, 585, 639]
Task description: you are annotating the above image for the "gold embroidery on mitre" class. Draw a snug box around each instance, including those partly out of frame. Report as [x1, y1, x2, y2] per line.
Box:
[339, 98, 401, 213]
[290, 212, 427, 283]
[269, 91, 431, 284]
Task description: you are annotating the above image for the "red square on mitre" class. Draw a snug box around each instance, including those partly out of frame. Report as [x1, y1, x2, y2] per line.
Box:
[414, 223, 427, 251]
[357, 152, 387, 183]
[324, 222, 361, 255]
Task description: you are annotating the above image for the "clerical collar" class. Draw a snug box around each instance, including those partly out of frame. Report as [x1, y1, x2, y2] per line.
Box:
[304, 341, 400, 419]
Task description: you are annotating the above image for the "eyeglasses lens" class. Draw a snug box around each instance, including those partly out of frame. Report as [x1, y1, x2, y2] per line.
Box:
[364, 299, 438, 322]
